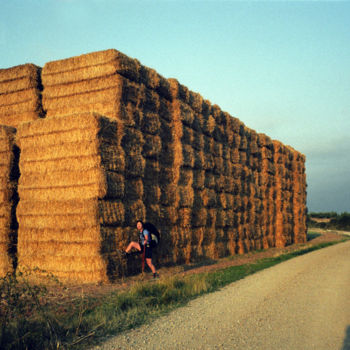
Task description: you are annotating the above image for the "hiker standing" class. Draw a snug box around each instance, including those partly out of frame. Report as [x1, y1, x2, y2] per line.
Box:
[125, 220, 159, 278]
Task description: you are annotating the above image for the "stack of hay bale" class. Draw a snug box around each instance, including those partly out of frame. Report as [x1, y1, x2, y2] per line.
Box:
[16, 113, 129, 283]
[0, 48, 307, 283]
[0, 126, 18, 276]
[0, 64, 43, 128]
[273, 140, 285, 247]
[292, 150, 307, 243]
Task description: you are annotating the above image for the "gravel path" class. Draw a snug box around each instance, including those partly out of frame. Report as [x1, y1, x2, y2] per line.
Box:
[92, 240, 350, 350]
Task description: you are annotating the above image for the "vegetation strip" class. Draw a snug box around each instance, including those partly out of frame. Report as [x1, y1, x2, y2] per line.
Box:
[1, 237, 349, 349]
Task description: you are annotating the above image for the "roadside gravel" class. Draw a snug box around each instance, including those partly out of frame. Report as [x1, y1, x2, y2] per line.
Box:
[92, 240, 350, 350]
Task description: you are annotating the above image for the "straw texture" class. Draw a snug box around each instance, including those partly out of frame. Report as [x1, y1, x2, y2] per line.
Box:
[0, 63, 43, 128]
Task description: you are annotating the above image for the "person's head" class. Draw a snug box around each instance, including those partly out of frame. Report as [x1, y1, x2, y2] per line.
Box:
[136, 220, 144, 231]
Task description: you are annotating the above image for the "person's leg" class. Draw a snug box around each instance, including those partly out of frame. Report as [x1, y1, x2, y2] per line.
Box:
[125, 241, 141, 253]
[146, 258, 156, 274]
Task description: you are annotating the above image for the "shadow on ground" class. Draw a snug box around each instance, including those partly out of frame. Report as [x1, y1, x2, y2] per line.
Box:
[342, 326, 350, 350]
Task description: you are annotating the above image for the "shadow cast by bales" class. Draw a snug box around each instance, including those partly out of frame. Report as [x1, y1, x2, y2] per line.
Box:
[342, 326, 350, 350]
[183, 257, 218, 272]
[307, 232, 322, 241]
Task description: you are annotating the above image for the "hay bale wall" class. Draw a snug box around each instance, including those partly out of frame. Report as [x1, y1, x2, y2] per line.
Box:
[0, 64, 43, 128]
[0, 125, 19, 275]
[1, 49, 307, 283]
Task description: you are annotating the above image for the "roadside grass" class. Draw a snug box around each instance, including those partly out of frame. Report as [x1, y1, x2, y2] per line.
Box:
[1, 235, 349, 349]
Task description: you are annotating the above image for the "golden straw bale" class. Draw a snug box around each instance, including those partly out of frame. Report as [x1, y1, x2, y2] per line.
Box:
[125, 178, 143, 201]
[178, 185, 194, 208]
[0, 63, 41, 83]
[17, 112, 114, 140]
[17, 199, 97, 217]
[19, 156, 104, 174]
[189, 91, 203, 114]
[181, 125, 194, 145]
[141, 112, 161, 135]
[0, 245, 13, 276]
[0, 89, 41, 106]
[0, 98, 42, 116]
[42, 86, 121, 110]
[182, 144, 195, 168]
[124, 200, 145, 226]
[125, 153, 145, 178]
[42, 49, 140, 83]
[44, 103, 117, 120]
[99, 200, 125, 226]
[143, 184, 161, 204]
[18, 227, 101, 243]
[142, 135, 162, 158]
[192, 130, 204, 151]
[0, 112, 42, 129]
[18, 254, 106, 274]
[19, 183, 107, 202]
[203, 152, 214, 170]
[202, 188, 217, 208]
[179, 168, 194, 186]
[0, 75, 40, 95]
[192, 208, 207, 228]
[18, 214, 96, 230]
[203, 171, 215, 189]
[159, 206, 178, 225]
[22, 241, 103, 258]
[42, 74, 125, 99]
[177, 101, 195, 127]
[193, 169, 205, 190]
[203, 115, 216, 136]
[178, 208, 192, 227]
[18, 168, 105, 188]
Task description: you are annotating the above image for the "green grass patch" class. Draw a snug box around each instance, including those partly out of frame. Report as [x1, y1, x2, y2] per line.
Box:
[1, 238, 349, 349]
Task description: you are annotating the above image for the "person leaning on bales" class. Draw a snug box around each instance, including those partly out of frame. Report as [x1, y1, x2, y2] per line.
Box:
[124, 220, 159, 278]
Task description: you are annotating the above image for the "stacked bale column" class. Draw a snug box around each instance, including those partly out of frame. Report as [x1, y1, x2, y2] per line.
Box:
[16, 113, 130, 283]
[287, 146, 307, 244]
[0, 126, 19, 276]
[0, 64, 43, 128]
[292, 151, 307, 243]
[273, 140, 285, 247]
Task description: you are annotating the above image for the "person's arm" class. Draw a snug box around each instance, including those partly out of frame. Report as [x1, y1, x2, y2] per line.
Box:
[143, 229, 150, 245]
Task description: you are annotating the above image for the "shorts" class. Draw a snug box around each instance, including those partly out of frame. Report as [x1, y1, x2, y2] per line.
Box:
[141, 244, 153, 259]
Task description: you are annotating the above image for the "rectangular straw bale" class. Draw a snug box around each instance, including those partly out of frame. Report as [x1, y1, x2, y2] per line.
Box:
[143, 184, 161, 204]
[18, 254, 106, 274]
[0, 98, 42, 116]
[141, 112, 161, 135]
[193, 169, 205, 190]
[98, 200, 125, 226]
[18, 183, 106, 201]
[178, 185, 194, 208]
[0, 75, 40, 95]
[0, 89, 41, 106]
[43, 86, 121, 110]
[192, 207, 207, 227]
[142, 135, 162, 158]
[43, 74, 124, 99]
[1, 112, 42, 129]
[178, 208, 192, 227]
[42, 49, 140, 84]
[0, 63, 41, 83]
[18, 168, 106, 188]
[178, 167, 194, 186]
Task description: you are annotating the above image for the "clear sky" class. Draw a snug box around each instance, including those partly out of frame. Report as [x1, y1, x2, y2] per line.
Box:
[1, 0, 349, 213]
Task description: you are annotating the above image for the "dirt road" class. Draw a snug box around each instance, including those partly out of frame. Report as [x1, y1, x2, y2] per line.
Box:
[93, 240, 350, 350]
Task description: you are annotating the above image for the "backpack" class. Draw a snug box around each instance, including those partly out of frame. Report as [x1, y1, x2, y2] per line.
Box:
[143, 222, 160, 248]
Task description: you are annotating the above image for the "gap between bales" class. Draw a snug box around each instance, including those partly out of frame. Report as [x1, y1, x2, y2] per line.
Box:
[0, 232, 349, 350]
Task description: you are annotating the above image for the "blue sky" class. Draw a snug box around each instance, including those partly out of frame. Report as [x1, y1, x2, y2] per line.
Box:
[1, 0, 349, 213]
